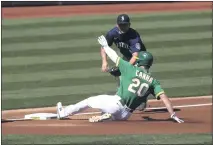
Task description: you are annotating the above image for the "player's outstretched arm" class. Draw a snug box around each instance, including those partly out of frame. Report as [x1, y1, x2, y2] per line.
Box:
[100, 47, 109, 72]
[97, 35, 119, 64]
[129, 52, 138, 65]
[159, 93, 184, 123]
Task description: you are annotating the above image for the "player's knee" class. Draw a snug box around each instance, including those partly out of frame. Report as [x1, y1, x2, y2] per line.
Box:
[86, 96, 100, 107]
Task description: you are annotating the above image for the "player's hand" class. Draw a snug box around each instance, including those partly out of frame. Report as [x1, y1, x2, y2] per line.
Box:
[101, 62, 109, 72]
[171, 113, 184, 123]
[98, 35, 109, 48]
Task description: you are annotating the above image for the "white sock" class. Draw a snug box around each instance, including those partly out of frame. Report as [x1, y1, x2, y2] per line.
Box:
[64, 99, 89, 116]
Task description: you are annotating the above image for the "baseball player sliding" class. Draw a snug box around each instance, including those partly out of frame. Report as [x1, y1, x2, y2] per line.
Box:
[101, 14, 147, 111]
[56, 35, 184, 123]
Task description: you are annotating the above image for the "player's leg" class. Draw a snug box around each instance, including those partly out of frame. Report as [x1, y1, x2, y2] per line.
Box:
[57, 98, 90, 119]
[87, 95, 132, 122]
[57, 94, 121, 120]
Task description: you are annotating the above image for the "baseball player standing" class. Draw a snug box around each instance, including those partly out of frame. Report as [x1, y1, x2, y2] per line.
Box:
[101, 14, 147, 111]
[56, 35, 184, 124]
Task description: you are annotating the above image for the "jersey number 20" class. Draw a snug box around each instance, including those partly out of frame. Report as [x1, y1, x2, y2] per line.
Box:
[128, 78, 149, 97]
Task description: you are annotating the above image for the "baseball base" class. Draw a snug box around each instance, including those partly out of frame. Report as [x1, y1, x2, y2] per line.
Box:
[24, 113, 58, 120]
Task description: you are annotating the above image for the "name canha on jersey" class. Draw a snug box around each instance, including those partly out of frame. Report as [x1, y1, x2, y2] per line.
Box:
[116, 58, 165, 110]
[135, 70, 153, 84]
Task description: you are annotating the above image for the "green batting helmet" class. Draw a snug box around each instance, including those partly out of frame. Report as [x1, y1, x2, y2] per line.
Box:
[135, 51, 154, 68]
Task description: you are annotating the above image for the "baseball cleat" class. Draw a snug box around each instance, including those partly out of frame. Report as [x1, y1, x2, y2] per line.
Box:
[89, 113, 112, 123]
[56, 102, 66, 119]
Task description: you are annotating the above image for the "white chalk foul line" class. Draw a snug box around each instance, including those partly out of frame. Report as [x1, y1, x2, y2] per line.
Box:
[147, 103, 212, 110]
[3, 95, 211, 114]
[12, 123, 92, 127]
[74, 103, 212, 116]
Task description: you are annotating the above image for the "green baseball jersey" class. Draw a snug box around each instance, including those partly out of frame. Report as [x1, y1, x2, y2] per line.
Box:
[116, 57, 165, 110]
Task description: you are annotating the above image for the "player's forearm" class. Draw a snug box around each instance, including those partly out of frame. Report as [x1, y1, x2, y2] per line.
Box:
[129, 57, 137, 65]
[102, 46, 118, 63]
[159, 94, 184, 123]
[160, 94, 175, 116]
[129, 52, 138, 65]
[100, 48, 108, 64]
[164, 99, 174, 116]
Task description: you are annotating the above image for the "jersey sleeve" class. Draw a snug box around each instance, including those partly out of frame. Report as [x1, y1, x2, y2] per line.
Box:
[105, 32, 113, 46]
[129, 35, 146, 53]
[151, 79, 165, 100]
[116, 57, 135, 76]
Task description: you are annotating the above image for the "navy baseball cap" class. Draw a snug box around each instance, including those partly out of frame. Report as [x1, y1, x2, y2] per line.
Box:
[117, 14, 130, 24]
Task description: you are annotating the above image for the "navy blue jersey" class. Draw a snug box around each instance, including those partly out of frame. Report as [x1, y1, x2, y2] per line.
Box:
[106, 26, 146, 61]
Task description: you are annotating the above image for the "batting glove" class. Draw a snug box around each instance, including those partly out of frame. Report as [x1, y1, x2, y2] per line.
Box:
[171, 112, 184, 123]
[98, 35, 109, 48]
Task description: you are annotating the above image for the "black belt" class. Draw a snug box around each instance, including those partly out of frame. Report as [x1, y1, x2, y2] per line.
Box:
[119, 99, 134, 113]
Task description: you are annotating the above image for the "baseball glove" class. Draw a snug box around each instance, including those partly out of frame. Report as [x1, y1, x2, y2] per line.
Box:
[108, 66, 121, 77]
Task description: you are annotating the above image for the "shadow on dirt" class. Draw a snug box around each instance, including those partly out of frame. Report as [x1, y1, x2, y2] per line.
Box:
[141, 116, 203, 123]
[1, 119, 15, 123]
[140, 116, 201, 123]
[134, 108, 181, 114]
[141, 116, 179, 122]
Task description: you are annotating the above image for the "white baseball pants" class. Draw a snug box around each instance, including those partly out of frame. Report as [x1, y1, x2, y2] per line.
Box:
[63, 94, 132, 120]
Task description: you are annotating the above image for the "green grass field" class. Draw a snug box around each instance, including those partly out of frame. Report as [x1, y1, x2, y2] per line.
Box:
[2, 10, 212, 145]
[2, 134, 212, 144]
[2, 10, 212, 110]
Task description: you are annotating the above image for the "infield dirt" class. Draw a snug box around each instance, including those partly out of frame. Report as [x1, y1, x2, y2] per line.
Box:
[2, 2, 212, 135]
